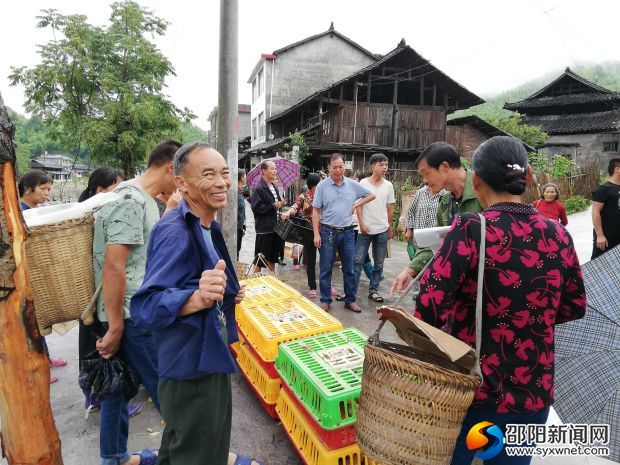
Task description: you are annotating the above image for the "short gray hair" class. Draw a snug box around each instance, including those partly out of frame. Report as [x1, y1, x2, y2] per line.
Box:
[173, 141, 212, 175]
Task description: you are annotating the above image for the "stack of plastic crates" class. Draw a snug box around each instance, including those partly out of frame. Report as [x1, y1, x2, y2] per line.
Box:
[275, 328, 379, 465]
[235, 275, 342, 419]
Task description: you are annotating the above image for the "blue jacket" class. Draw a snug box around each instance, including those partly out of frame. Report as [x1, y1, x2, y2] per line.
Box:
[130, 199, 239, 380]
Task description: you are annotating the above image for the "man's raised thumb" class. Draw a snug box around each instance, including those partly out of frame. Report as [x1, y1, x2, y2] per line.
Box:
[215, 259, 227, 270]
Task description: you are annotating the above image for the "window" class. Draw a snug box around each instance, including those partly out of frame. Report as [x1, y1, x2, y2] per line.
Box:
[252, 79, 257, 103]
[321, 115, 331, 135]
[257, 112, 265, 138]
[252, 117, 257, 140]
[257, 70, 263, 98]
[603, 141, 619, 152]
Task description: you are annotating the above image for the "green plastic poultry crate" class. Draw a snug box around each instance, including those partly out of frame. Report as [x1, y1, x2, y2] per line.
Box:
[275, 328, 367, 430]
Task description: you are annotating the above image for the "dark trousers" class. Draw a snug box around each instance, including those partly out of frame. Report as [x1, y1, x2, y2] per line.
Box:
[302, 237, 317, 291]
[591, 237, 619, 260]
[157, 374, 232, 465]
[237, 229, 244, 260]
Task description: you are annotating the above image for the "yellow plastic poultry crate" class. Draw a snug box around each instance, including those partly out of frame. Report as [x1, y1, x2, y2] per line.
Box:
[238, 275, 300, 309]
[237, 296, 343, 362]
[276, 387, 380, 465]
[236, 341, 281, 405]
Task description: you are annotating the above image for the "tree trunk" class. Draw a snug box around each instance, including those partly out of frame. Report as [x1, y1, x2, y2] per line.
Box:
[0, 93, 63, 464]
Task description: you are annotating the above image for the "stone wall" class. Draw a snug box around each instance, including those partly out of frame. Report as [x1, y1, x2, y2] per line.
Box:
[538, 132, 620, 170]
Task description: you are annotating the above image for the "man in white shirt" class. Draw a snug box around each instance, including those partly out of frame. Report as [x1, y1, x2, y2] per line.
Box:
[354, 153, 395, 303]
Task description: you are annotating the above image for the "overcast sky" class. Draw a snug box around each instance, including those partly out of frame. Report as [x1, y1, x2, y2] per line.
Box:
[2, 0, 618, 130]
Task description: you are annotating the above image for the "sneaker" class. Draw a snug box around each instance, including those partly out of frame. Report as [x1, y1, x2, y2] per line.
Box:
[49, 357, 67, 368]
[129, 402, 143, 418]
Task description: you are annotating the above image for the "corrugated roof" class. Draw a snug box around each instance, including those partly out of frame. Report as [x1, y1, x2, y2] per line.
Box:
[522, 110, 620, 134]
[267, 42, 484, 122]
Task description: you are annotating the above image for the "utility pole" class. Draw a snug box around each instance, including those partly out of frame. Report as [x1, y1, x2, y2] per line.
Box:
[0, 92, 63, 464]
[216, 0, 239, 264]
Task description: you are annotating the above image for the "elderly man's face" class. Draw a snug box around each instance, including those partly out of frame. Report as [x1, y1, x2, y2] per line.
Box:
[329, 157, 345, 183]
[177, 147, 231, 212]
[262, 161, 277, 182]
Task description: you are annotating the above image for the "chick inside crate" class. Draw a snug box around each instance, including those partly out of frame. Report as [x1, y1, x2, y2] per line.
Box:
[275, 328, 367, 430]
[236, 296, 343, 362]
[238, 274, 300, 308]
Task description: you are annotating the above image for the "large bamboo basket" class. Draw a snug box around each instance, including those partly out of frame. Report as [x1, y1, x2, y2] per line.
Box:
[356, 307, 481, 465]
[25, 213, 95, 330]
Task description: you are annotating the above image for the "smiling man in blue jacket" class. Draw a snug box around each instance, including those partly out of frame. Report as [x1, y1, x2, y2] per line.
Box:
[130, 141, 250, 465]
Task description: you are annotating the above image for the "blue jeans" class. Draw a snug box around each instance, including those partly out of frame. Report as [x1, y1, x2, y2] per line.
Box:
[100, 319, 160, 465]
[319, 227, 356, 304]
[354, 230, 388, 293]
[451, 407, 550, 465]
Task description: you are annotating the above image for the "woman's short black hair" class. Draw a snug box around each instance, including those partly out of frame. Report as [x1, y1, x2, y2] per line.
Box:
[472, 136, 529, 195]
[306, 173, 321, 189]
[238, 169, 246, 181]
[78, 167, 122, 202]
[415, 142, 461, 170]
[18, 170, 53, 197]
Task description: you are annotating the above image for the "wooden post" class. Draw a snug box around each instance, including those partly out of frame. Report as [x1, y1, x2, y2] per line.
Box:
[392, 77, 399, 147]
[337, 85, 344, 142]
[432, 84, 437, 106]
[318, 96, 323, 143]
[419, 75, 425, 106]
[0, 94, 63, 464]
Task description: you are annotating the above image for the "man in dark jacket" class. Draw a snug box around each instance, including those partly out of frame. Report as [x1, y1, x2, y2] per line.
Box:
[250, 160, 284, 272]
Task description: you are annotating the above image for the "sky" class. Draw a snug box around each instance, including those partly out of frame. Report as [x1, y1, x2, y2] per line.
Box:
[1, 0, 619, 130]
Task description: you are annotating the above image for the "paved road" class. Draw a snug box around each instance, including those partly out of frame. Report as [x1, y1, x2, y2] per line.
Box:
[38, 204, 615, 464]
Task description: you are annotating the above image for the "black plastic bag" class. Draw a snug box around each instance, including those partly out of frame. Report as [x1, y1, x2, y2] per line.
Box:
[79, 348, 140, 402]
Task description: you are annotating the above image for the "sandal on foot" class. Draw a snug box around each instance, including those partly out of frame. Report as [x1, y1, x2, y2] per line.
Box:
[135, 449, 158, 465]
[50, 375, 59, 384]
[335, 294, 345, 302]
[129, 402, 143, 418]
[307, 289, 317, 298]
[49, 357, 67, 368]
[368, 291, 384, 303]
[233, 453, 264, 465]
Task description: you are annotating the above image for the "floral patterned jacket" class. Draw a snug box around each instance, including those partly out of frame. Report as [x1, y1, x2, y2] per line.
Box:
[415, 202, 586, 413]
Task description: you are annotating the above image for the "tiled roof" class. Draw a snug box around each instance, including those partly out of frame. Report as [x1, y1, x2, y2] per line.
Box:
[522, 110, 620, 134]
[505, 92, 620, 111]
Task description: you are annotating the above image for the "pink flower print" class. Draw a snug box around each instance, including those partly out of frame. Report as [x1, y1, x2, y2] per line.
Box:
[457, 326, 476, 345]
[538, 374, 553, 391]
[487, 244, 511, 264]
[511, 310, 532, 329]
[537, 238, 559, 256]
[481, 353, 500, 375]
[498, 392, 516, 413]
[533, 216, 548, 230]
[555, 224, 569, 245]
[498, 269, 521, 287]
[541, 326, 554, 344]
[520, 250, 542, 268]
[525, 396, 545, 412]
[419, 266, 432, 284]
[490, 323, 515, 344]
[512, 366, 532, 384]
[515, 339, 535, 360]
[454, 303, 469, 322]
[432, 255, 452, 279]
[461, 278, 477, 294]
[511, 220, 533, 240]
[487, 224, 506, 243]
[420, 285, 445, 307]
[485, 211, 501, 221]
[541, 310, 556, 326]
[560, 247, 577, 267]
[488, 296, 511, 317]
[546, 269, 561, 287]
[457, 238, 476, 258]
[539, 350, 554, 368]
[526, 290, 548, 308]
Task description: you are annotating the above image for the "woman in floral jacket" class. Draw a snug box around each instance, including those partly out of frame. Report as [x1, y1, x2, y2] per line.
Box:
[415, 136, 586, 465]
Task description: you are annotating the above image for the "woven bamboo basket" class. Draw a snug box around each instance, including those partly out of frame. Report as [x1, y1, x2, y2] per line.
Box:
[25, 213, 95, 330]
[356, 307, 481, 465]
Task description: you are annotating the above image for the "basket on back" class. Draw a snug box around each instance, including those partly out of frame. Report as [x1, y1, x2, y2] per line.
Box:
[24, 213, 95, 331]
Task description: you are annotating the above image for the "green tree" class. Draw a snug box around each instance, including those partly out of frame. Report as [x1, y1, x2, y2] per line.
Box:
[10, 2, 192, 177]
[489, 113, 548, 147]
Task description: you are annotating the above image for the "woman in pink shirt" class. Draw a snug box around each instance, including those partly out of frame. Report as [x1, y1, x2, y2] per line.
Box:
[533, 182, 568, 225]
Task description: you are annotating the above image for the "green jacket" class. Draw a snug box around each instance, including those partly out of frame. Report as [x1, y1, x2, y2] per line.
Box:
[408, 170, 483, 273]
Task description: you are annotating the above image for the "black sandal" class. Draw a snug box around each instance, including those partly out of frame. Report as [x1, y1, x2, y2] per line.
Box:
[335, 294, 345, 302]
[368, 291, 384, 303]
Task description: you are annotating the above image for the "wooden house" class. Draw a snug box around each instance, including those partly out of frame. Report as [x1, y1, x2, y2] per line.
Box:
[504, 68, 620, 169]
[244, 40, 483, 172]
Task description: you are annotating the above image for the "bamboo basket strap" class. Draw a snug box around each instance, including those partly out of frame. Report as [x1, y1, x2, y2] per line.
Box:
[472, 213, 486, 379]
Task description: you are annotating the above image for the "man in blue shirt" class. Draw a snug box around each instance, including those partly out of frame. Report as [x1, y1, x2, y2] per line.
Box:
[131, 142, 255, 465]
[312, 153, 375, 312]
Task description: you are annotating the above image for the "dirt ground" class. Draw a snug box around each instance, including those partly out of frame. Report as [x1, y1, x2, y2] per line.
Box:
[6, 204, 616, 465]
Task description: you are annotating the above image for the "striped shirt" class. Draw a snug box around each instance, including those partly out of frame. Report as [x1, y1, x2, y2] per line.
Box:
[405, 186, 447, 245]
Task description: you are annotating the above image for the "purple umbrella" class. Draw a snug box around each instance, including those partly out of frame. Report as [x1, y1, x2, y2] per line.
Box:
[246, 156, 301, 190]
